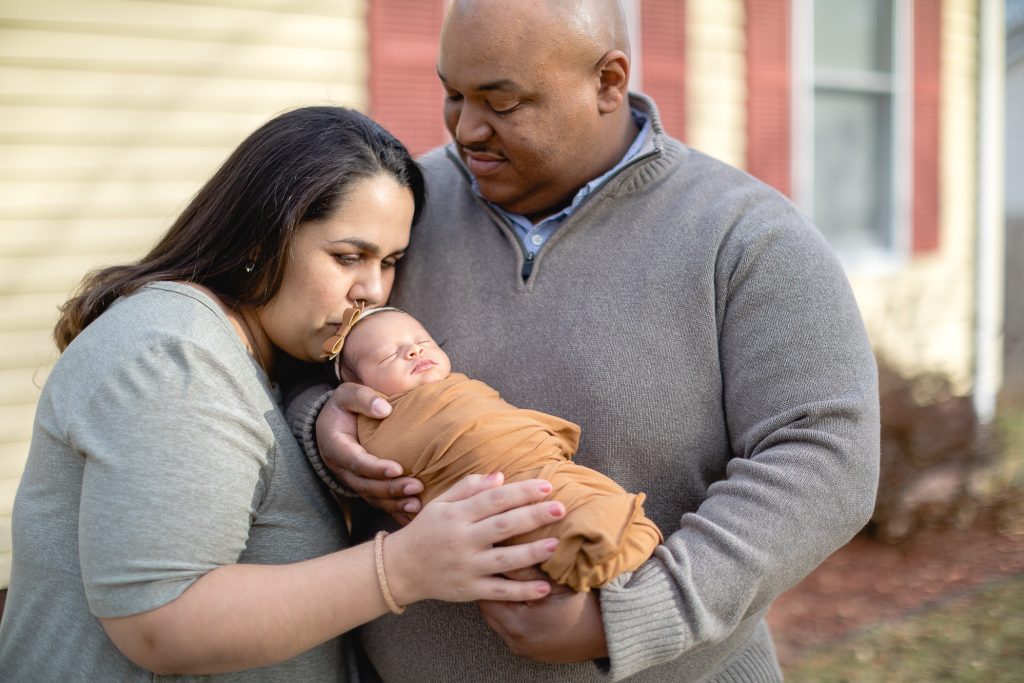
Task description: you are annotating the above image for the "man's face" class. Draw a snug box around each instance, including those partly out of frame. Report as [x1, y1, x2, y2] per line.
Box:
[437, 13, 606, 221]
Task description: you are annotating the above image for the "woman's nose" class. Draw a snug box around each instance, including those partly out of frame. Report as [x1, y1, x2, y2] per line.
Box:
[350, 267, 385, 306]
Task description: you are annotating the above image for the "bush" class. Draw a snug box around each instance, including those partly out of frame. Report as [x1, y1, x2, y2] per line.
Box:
[868, 359, 984, 542]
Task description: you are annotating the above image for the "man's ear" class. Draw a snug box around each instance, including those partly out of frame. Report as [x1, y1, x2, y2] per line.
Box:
[596, 49, 630, 114]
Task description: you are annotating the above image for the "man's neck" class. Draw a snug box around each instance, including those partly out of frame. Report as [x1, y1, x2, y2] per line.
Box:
[522, 111, 642, 223]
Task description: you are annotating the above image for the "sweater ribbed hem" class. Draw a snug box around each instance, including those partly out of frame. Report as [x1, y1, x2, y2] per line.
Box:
[600, 561, 687, 680]
[707, 621, 783, 683]
[284, 385, 356, 497]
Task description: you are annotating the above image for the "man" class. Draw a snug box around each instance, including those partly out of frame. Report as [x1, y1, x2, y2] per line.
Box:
[290, 0, 879, 680]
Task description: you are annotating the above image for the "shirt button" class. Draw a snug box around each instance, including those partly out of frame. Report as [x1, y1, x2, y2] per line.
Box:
[530, 234, 544, 246]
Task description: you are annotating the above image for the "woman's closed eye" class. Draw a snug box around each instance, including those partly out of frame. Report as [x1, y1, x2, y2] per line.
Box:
[334, 253, 362, 267]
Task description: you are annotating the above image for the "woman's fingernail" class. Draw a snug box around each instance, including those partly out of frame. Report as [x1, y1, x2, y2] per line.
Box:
[403, 483, 420, 495]
[543, 538, 559, 552]
[371, 397, 392, 416]
[403, 502, 418, 513]
[537, 481, 552, 494]
[535, 582, 551, 595]
[485, 472, 503, 482]
[548, 503, 565, 517]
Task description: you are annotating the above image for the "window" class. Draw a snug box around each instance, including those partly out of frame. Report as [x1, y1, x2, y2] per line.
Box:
[793, 0, 912, 266]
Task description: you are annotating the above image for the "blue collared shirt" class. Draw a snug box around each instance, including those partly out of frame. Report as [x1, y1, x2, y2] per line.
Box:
[469, 110, 651, 269]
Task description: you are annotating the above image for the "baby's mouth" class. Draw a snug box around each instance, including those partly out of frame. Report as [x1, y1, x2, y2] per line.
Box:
[413, 359, 436, 374]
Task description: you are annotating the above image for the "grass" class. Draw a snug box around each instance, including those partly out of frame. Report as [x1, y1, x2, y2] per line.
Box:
[783, 575, 1024, 683]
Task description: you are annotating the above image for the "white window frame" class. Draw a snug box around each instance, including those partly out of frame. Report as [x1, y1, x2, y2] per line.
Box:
[791, 0, 914, 272]
[623, 0, 643, 91]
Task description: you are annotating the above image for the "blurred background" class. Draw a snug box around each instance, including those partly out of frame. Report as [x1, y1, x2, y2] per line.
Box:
[0, 0, 1020, 678]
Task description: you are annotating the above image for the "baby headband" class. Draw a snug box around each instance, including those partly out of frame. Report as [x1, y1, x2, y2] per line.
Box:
[321, 300, 404, 362]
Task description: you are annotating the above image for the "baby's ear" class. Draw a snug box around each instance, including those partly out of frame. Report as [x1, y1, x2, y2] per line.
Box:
[338, 359, 358, 384]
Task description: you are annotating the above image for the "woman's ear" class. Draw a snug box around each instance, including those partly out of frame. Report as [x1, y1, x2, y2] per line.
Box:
[596, 49, 630, 114]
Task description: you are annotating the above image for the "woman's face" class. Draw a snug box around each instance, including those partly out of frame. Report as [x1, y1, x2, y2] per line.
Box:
[257, 174, 414, 364]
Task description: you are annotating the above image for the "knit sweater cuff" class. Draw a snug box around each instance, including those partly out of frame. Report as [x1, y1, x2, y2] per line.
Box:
[284, 385, 357, 498]
[599, 560, 687, 680]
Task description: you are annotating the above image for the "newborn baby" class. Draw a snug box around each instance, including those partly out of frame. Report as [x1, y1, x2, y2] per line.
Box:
[326, 305, 662, 592]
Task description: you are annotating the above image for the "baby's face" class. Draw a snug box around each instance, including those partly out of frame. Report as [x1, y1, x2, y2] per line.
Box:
[342, 311, 452, 395]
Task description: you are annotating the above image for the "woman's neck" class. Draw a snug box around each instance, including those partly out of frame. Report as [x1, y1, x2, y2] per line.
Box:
[178, 281, 276, 378]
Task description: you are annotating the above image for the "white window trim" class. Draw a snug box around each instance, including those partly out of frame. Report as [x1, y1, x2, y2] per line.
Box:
[791, 0, 914, 274]
[623, 0, 643, 91]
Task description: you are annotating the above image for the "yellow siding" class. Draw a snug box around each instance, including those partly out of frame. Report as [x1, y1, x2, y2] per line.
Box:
[0, 0, 368, 588]
[849, 0, 979, 392]
[685, 0, 747, 168]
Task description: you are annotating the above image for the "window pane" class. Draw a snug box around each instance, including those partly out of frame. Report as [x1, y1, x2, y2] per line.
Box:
[814, 0, 893, 73]
[813, 90, 893, 254]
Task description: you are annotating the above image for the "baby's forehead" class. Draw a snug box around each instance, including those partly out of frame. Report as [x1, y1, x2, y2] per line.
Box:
[361, 310, 421, 335]
[346, 311, 422, 351]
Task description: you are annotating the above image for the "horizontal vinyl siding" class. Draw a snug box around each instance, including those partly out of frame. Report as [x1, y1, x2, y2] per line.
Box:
[685, 0, 747, 168]
[0, 0, 369, 588]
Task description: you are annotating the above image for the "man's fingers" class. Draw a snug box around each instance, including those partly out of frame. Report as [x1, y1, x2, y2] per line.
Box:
[364, 494, 420, 519]
[329, 444, 406, 480]
[334, 382, 392, 418]
[344, 473, 423, 501]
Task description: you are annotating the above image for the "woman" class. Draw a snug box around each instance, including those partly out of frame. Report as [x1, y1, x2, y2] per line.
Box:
[0, 107, 563, 679]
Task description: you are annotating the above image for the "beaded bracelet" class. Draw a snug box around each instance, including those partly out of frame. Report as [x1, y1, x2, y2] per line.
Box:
[374, 530, 406, 615]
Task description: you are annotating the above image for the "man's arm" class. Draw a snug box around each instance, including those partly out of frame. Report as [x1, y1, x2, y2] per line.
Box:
[594, 211, 879, 680]
[471, 206, 879, 678]
[284, 381, 424, 521]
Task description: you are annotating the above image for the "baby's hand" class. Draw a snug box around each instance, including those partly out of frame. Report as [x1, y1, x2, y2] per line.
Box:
[317, 382, 424, 524]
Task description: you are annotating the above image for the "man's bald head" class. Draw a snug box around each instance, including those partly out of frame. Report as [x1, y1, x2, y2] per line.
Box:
[444, 0, 630, 66]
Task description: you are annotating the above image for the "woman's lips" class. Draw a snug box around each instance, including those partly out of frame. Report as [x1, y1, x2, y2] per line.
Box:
[464, 151, 507, 176]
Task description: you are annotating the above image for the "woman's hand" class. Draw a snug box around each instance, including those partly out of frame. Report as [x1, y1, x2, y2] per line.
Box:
[478, 567, 609, 663]
[317, 382, 423, 523]
[385, 473, 566, 605]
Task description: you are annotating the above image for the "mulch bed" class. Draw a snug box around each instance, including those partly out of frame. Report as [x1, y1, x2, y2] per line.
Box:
[766, 515, 1024, 665]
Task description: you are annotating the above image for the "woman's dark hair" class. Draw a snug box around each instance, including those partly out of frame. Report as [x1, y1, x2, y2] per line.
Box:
[54, 106, 425, 351]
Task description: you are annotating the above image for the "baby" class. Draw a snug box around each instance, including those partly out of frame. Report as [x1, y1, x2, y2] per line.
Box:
[324, 305, 662, 592]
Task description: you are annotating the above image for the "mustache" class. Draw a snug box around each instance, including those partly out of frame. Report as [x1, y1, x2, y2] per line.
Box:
[460, 144, 507, 159]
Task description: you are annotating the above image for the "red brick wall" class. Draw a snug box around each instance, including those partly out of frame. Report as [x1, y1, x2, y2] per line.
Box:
[368, 0, 447, 157]
[912, 0, 942, 254]
[745, 0, 792, 197]
[640, 0, 686, 140]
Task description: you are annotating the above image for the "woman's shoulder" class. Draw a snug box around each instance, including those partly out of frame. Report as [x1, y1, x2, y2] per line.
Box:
[53, 282, 254, 397]
[84, 281, 237, 355]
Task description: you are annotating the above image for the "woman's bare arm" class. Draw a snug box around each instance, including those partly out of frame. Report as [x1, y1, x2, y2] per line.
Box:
[100, 474, 563, 675]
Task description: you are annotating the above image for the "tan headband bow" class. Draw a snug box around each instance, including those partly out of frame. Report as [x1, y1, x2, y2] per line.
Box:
[321, 301, 403, 361]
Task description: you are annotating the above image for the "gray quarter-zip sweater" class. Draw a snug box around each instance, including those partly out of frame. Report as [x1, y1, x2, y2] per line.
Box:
[291, 93, 879, 682]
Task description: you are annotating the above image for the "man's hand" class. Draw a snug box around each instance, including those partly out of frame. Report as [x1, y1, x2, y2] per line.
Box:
[478, 567, 609, 664]
[316, 382, 424, 524]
